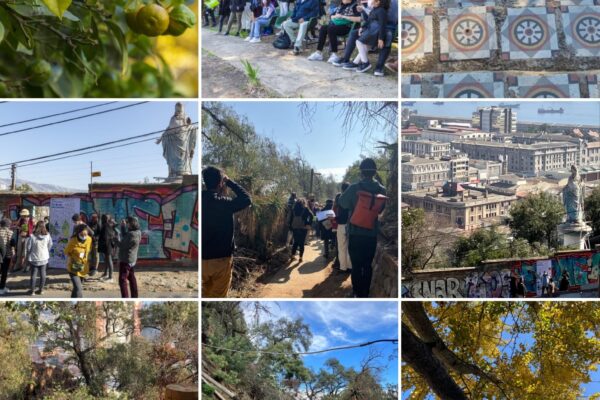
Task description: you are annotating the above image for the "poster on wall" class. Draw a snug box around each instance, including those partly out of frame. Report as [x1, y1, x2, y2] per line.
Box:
[49, 198, 80, 269]
[536, 259, 552, 296]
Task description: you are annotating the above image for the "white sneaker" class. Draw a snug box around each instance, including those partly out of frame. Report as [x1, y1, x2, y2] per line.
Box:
[328, 53, 341, 63]
[250, 37, 261, 43]
[307, 51, 323, 61]
[244, 36, 252, 42]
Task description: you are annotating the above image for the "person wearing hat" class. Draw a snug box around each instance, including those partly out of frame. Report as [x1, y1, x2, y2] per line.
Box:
[337, 158, 386, 298]
[15, 209, 34, 272]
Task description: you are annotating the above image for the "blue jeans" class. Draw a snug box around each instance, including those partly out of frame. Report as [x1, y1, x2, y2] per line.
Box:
[250, 17, 270, 38]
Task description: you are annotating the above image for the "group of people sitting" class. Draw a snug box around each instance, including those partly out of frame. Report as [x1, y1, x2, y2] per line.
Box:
[0, 209, 141, 298]
[203, 0, 398, 76]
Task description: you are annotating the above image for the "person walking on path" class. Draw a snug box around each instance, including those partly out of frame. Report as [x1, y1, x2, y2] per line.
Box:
[99, 214, 117, 282]
[26, 221, 52, 296]
[338, 158, 387, 298]
[118, 217, 142, 298]
[65, 224, 93, 298]
[288, 198, 313, 262]
[319, 199, 336, 259]
[202, 166, 252, 298]
[334, 182, 352, 273]
[15, 209, 34, 272]
[0, 219, 14, 295]
[88, 213, 100, 277]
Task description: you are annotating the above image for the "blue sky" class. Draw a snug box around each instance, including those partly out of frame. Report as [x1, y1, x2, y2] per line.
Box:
[403, 101, 600, 126]
[0, 101, 198, 190]
[241, 301, 399, 386]
[223, 102, 394, 181]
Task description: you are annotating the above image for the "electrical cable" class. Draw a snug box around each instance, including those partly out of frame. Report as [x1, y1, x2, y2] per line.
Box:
[0, 101, 118, 128]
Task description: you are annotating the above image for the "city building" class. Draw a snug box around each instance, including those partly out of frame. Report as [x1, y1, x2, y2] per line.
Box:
[443, 153, 469, 182]
[401, 156, 449, 192]
[402, 184, 518, 231]
[472, 107, 517, 134]
[401, 140, 451, 158]
[468, 159, 503, 183]
[451, 140, 579, 175]
[422, 125, 493, 143]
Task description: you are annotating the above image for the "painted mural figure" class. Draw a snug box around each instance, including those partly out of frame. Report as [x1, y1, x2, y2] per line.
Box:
[157, 102, 197, 182]
[563, 165, 585, 224]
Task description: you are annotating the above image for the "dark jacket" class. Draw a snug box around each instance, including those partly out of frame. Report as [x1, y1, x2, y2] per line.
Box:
[98, 223, 116, 254]
[220, 0, 232, 14]
[202, 180, 252, 260]
[288, 206, 313, 229]
[363, 6, 387, 41]
[291, 0, 319, 22]
[338, 177, 386, 237]
[231, 0, 245, 12]
[334, 192, 349, 224]
[118, 228, 141, 265]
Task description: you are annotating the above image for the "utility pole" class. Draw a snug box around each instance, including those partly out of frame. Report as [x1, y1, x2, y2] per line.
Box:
[10, 164, 16, 191]
[90, 161, 93, 186]
[309, 168, 314, 197]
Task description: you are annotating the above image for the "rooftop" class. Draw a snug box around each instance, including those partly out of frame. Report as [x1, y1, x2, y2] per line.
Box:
[453, 140, 578, 150]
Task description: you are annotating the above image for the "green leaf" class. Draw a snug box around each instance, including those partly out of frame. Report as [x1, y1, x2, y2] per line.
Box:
[0, 9, 10, 44]
[105, 20, 129, 76]
[40, 0, 73, 19]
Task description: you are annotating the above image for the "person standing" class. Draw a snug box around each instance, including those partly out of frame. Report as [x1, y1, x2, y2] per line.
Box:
[88, 213, 101, 277]
[15, 209, 34, 272]
[65, 224, 93, 298]
[224, 0, 246, 36]
[202, 166, 252, 298]
[118, 217, 142, 298]
[289, 198, 313, 262]
[334, 182, 352, 273]
[0, 219, 14, 295]
[26, 221, 52, 296]
[338, 158, 386, 297]
[98, 214, 117, 283]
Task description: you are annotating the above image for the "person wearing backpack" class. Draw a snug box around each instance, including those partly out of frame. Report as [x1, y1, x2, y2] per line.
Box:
[26, 221, 53, 296]
[65, 224, 93, 298]
[118, 217, 142, 298]
[289, 198, 313, 262]
[202, 166, 252, 297]
[338, 158, 386, 297]
[334, 182, 352, 273]
[0, 219, 14, 295]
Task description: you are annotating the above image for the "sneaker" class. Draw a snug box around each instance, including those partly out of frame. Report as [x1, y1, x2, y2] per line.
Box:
[342, 62, 359, 71]
[28, 290, 36, 296]
[307, 51, 323, 61]
[250, 37, 261, 43]
[224, 31, 230, 36]
[293, 46, 301, 55]
[374, 68, 384, 77]
[35, 289, 43, 295]
[357, 62, 372, 73]
[332, 59, 347, 67]
[327, 53, 341, 64]
[89, 270, 97, 277]
[245, 36, 252, 41]
[234, 31, 241, 37]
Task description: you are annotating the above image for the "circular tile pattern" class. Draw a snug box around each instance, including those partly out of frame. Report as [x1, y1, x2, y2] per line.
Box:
[447, 85, 490, 98]
[401, 19, 422, 52]
[574, 14, 600, 46]
[448, 14, 488, 51]
[512, 17, 546, 49]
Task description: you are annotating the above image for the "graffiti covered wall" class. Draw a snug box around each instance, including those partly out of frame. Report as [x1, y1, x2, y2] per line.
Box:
[403, 251, 600, 298]
[0, 179, 198, 262]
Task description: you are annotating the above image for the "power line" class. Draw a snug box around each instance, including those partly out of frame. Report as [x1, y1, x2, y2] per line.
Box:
[0, 101, 148, 137]
[0, 101, 118, 128]
[0, 122, 198, 169]
[202, 339, 398, 356]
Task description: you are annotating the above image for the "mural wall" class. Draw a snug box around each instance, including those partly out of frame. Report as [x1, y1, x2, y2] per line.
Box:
[403, 251, 600, 298]
[0, 181, 198, 262]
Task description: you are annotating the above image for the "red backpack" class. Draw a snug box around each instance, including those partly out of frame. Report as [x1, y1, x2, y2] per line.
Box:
[349, 185, 387, 230]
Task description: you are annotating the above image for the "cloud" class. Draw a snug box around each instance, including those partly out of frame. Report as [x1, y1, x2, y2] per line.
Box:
[317, 167, 347, 180]
[308, 302, 398, 334]
[310, 334, 329, 352]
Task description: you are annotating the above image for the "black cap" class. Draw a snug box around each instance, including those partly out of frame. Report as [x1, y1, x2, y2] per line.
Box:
[359, 158, 377, 171]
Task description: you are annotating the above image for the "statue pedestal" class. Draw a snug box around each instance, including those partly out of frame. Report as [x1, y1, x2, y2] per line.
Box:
[558, 222, 592, 250]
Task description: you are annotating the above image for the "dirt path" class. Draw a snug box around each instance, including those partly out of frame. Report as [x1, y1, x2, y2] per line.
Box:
[258, 238, 352, 298]
[0, 265, 198, 299]
[201, 27, 398, 98]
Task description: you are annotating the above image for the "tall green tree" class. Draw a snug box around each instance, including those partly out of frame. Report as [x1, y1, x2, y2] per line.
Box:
[586, 186, 600, 235]
[508, 191, 564, 248]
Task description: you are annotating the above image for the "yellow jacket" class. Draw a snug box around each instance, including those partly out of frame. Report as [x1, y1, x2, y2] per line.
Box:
[65, 236, 92, 277]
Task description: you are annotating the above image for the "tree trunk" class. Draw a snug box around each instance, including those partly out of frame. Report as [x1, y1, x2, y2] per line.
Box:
[401, 322, 467, 400]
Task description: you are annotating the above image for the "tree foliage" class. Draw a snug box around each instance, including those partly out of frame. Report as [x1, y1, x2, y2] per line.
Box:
[403, 302, 600, 400]
[586, 186, 600, 236]
[0, 0, 198, 98]
[508, 191, 564, 248]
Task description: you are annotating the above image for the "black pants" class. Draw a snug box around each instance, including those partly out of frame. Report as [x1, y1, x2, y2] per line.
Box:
[348, 235, 377, 297]
[317, 23, 351, 53]
[323, 230, 334, 257]
[70, 274, 83, 298]
[219, 12, 230, 32]
[102, 251, 113, 279]
[204, 9, 216, 25]
[0, 257, 9, 290]
[291, 229, 308, 257]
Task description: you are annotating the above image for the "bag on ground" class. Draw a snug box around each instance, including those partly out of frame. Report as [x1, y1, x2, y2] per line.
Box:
[273, 31, 291, 49]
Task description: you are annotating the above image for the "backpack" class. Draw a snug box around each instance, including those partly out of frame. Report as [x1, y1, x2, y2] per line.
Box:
[321, 219, 333, 231]
[349, 184, 387, 230]
[291, 214, 306, 230]
[273, 31, 292, 49]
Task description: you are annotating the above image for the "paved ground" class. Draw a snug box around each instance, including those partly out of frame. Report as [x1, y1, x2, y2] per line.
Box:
[202, 28, 398, 98]
[0, 265, 198, 298]
[258, 238, 352, 298]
